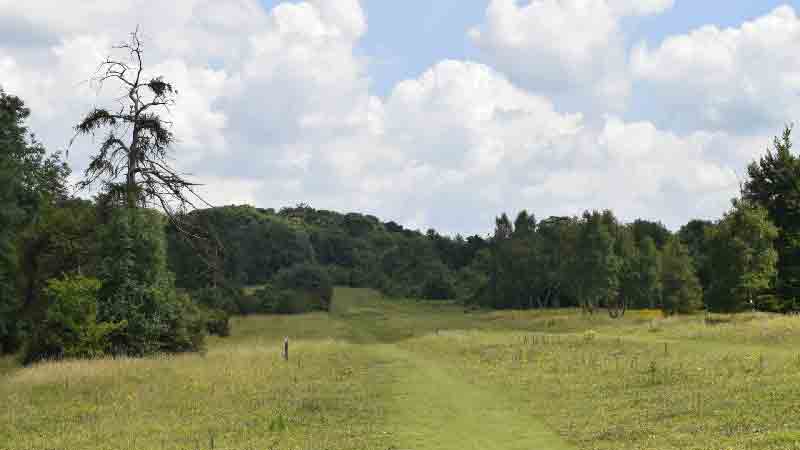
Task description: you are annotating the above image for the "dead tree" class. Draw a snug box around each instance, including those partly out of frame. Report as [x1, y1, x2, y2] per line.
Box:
[73, 27, 203, 216]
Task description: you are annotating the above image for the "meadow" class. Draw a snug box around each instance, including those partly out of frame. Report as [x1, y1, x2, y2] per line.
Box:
[2, 287, 800, 449]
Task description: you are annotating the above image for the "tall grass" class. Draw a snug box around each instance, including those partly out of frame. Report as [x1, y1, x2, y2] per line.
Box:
[402, 323, 800, 449]
[0, 313, 392, 450]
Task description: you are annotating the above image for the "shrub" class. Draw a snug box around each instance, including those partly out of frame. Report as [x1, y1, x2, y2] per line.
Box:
[254, 284, 306, 314]
[23, 275, 124, 363]
[325, 264, 353, 286]
[190, 285, 243, 314]
[233, 290, 261, 315]
[421, 267, 457, 300]
[186, 289, 231, 337]
[272, 264, 333, 312]
[202, 307, 231, 337]
[148, 294, 203, 354]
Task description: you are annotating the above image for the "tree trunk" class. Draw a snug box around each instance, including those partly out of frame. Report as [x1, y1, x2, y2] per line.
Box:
[127, 129, 138, 209]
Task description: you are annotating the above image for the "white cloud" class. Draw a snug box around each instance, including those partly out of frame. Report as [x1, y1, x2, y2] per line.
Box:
[469, 0, 674, 111]
[632, 5, 800, 133]
[521, 115, 740, 226]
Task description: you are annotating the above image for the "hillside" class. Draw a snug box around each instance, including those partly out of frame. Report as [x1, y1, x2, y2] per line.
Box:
[167, 204, 488, 301]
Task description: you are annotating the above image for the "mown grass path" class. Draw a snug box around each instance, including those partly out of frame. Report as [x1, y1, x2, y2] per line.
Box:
[375, 345, 574, 450]
[331, 288, 575, 450]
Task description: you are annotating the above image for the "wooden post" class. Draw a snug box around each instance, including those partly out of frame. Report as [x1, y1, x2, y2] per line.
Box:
[283, 337, 289, 361]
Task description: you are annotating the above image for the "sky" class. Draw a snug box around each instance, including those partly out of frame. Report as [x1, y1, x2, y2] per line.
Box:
[2, 0, 800, 236]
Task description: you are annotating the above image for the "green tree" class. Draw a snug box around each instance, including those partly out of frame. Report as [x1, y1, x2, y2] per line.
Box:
[635, 237, 662, 309]
[487, 213, 514, 308]
[706, 201, 779, 312]
[0, 89, 27, 352]
[630, 219, 671, 249]
[17, 199, 99, 321]
[661, 238, 703, 315]
[0, 88, 69, 353]
[678, 219, 713, 294]
[97, 209, 205, 355]
[535, 216, 579, 308]
[619, 233, 662, 310]
[743, 126, 800, 309]
[573, 211, 621, 314]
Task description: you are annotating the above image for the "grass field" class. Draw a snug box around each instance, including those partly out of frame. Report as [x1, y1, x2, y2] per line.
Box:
[2, 288, 800, 449]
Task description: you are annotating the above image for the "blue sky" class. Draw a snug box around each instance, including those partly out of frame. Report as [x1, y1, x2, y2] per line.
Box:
[5, 1, 800, 234]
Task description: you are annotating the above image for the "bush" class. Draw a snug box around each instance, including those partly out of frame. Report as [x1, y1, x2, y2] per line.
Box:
[272, 263, 333, 312]
[234, 290, 262, 315]
[421, 266, 457, 300]
[254, 284, 312, 314]
[23, 275, 124, 363]
[325, 264, 353, 286]
[190, 285, 251, 316]
[155, 292, 207, 354]
[203, 308, 231, 337]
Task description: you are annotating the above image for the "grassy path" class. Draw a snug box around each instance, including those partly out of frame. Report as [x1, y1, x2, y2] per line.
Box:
[330, 288, 575, 450]
[372, 344, 574, 450]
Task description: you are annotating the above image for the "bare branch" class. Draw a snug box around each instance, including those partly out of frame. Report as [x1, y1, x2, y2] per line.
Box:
[72, 27, 210, 219]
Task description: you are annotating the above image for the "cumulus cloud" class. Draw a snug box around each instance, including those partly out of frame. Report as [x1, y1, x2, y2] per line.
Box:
[469, 0, 674, 111]
[632, 5, 800, 134]
[527, 117, 740, 226]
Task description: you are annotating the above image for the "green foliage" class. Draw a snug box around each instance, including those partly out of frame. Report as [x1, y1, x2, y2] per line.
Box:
[620, 236, 662, 309]
[23, 275, 123, 363]
[706, 201, 779, 312]
[420, 262, 457, 300]
[533, 216, 580, 308]
[453, 263, 489, 302]
[167, 205, 482, 303]
[96, 209, 205, 355]
[273, 263, 333, 312]
[0, 88, 69, 354]
[678, 219, 714, 293]
[189, 285, 248, 315]
[199, 306, 231, 337]
[630, 219, 671, 249]
[253, 284, 295, 314]
[661, 238, 703, 315]
[17, 198, 99, 321]
[167, 206, 315, 289]
[744, 126, 800, 309]
[573, 211, 622, 313]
